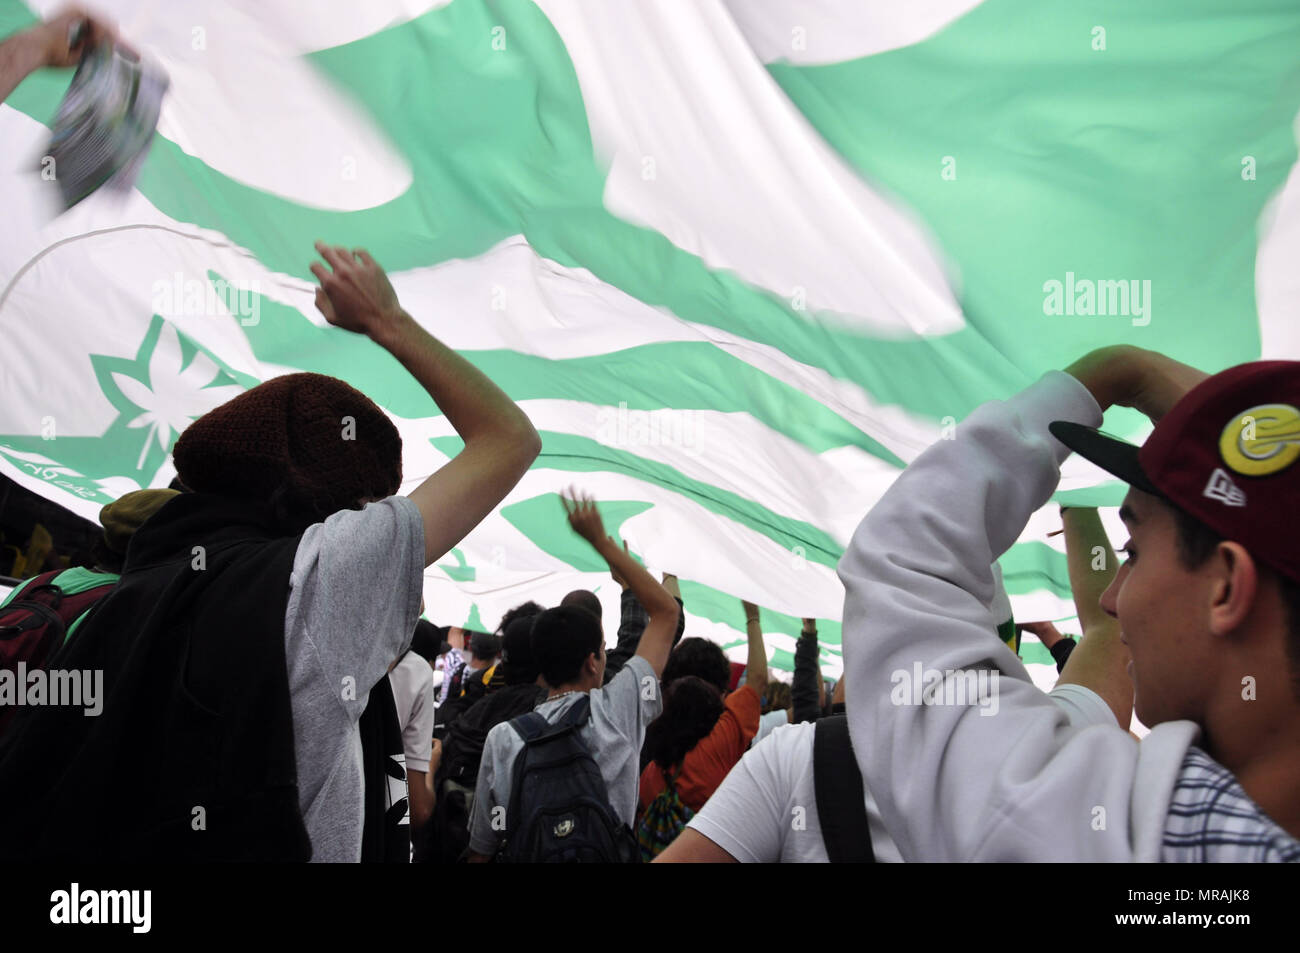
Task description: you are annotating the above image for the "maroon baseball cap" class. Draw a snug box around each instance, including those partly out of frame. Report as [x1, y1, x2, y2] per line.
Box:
[1050, 360, 1300, 584]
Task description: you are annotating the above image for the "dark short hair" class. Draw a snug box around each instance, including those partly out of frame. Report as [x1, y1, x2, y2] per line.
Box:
[1169, 504, 1300, 699]
[469, 630, 501, 660]
[1170, 506, 1223, 570]
[496, 600, 545, 636]
[560, 589, 602, 622]
[531, 606, 604, 687]
[662, 638, 730, 693]
[501, 616, 540, 685]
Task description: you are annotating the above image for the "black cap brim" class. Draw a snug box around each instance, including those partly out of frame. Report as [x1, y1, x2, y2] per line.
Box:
[1048, 421, 1165, 499]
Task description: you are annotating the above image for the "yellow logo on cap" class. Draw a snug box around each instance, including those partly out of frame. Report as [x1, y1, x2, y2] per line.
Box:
[1219, 404, 1300, 476]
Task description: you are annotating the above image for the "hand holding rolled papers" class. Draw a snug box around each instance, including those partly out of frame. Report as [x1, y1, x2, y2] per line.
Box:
[44, 29, 167, 209]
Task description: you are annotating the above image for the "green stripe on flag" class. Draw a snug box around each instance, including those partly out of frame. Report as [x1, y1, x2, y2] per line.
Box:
[437, 431, 845, 567]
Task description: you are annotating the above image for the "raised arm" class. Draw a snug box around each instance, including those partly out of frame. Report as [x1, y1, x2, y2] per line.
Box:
[561, 490, 678, 679]
[838, 346, 1206, 861]
[1063, 345, 1208, 424]
[311, 243, 541, 566]
[790, 617, 821, 723]
[1017, 620, 1075, 672]
[605, 569, 685, 685]
[602, 542, 646, 682]
[1, 7, 115, 104]
[662, 573, 686, 645]
[1053, 507, 1131, 727]
[739, 601, 768, 694]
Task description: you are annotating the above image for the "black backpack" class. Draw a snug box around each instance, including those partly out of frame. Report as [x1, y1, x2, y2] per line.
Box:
[812, 715, 876, 863]
[417, 683, 546, 863]
[417, 777, 473, 864]
[498, 695, 638, 863]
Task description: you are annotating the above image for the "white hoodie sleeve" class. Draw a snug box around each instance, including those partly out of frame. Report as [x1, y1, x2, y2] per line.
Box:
[838, 370, 1193, 861]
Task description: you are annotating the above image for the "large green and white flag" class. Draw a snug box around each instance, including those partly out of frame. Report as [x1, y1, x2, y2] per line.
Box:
[2, 0, 1297, 679]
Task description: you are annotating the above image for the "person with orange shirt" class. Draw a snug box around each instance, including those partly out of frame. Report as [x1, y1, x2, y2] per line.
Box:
[638, 599, 767, 826]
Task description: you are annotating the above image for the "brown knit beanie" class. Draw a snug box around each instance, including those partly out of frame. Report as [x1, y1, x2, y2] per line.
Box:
[172, 373, 402, 529]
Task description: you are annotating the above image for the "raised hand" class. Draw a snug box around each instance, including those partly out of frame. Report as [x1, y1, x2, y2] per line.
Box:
[2, 4, 118, 104]
[1064, 346, 1208, 422]
[33, 6, 116, 68]
[1123, 350, 1210, 422]
[1017, 620, 1065, 649]
[561, 488, 608, 548]
[310, 242, 404, 337]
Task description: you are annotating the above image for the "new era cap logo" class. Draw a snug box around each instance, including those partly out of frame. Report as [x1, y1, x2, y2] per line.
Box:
[1203, 468, 1246, 507]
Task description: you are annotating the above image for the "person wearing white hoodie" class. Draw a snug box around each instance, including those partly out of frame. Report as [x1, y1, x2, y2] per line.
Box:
[654, 561, 1127, 863]
[838, 345, 1300, 862]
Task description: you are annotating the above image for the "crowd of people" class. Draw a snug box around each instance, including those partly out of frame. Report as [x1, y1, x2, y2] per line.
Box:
[1, 9, 1298, 864]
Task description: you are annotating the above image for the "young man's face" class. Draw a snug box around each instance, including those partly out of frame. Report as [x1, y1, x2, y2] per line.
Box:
[1099, 488, 1214, 727]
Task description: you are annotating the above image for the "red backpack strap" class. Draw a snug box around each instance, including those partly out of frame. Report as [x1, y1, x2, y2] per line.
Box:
[8, 570, 61, 601]
[0, 570, 65, 624]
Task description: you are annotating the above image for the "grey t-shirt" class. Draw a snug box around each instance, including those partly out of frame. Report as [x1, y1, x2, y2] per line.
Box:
[468, 655, 662, 855]
[283, 496, 424, 862]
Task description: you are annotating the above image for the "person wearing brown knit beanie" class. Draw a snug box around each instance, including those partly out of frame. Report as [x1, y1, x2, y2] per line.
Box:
[263, 243, 540, 862]
[278, 242, 540, 862]
[172, 372, 403, 533]
[0, 241, 540, 864]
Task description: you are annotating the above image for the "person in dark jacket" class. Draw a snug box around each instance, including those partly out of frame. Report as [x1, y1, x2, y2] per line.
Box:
[419, 615, 546, 862]
[0, 242, 540, 861]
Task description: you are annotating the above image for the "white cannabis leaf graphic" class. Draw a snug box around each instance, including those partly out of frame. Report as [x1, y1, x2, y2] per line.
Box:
[111, 323, 244, 469]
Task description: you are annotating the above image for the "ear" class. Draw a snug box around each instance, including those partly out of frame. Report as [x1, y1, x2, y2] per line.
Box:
[1208, 541, 1260, 639]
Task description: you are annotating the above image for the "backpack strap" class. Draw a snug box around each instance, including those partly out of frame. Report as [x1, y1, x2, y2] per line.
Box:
[508, 711, 551, 744]
[11, 570, 60, 591]
[558, 694, 591, 730]
[812, 715, 875, 863]
[2, 570, 62, 607]
[508, 694, 591, 744]
[0, 571, 66, 640]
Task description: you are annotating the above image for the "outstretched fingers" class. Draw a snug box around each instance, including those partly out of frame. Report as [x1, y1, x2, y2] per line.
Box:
[314, 240, 353, 274]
